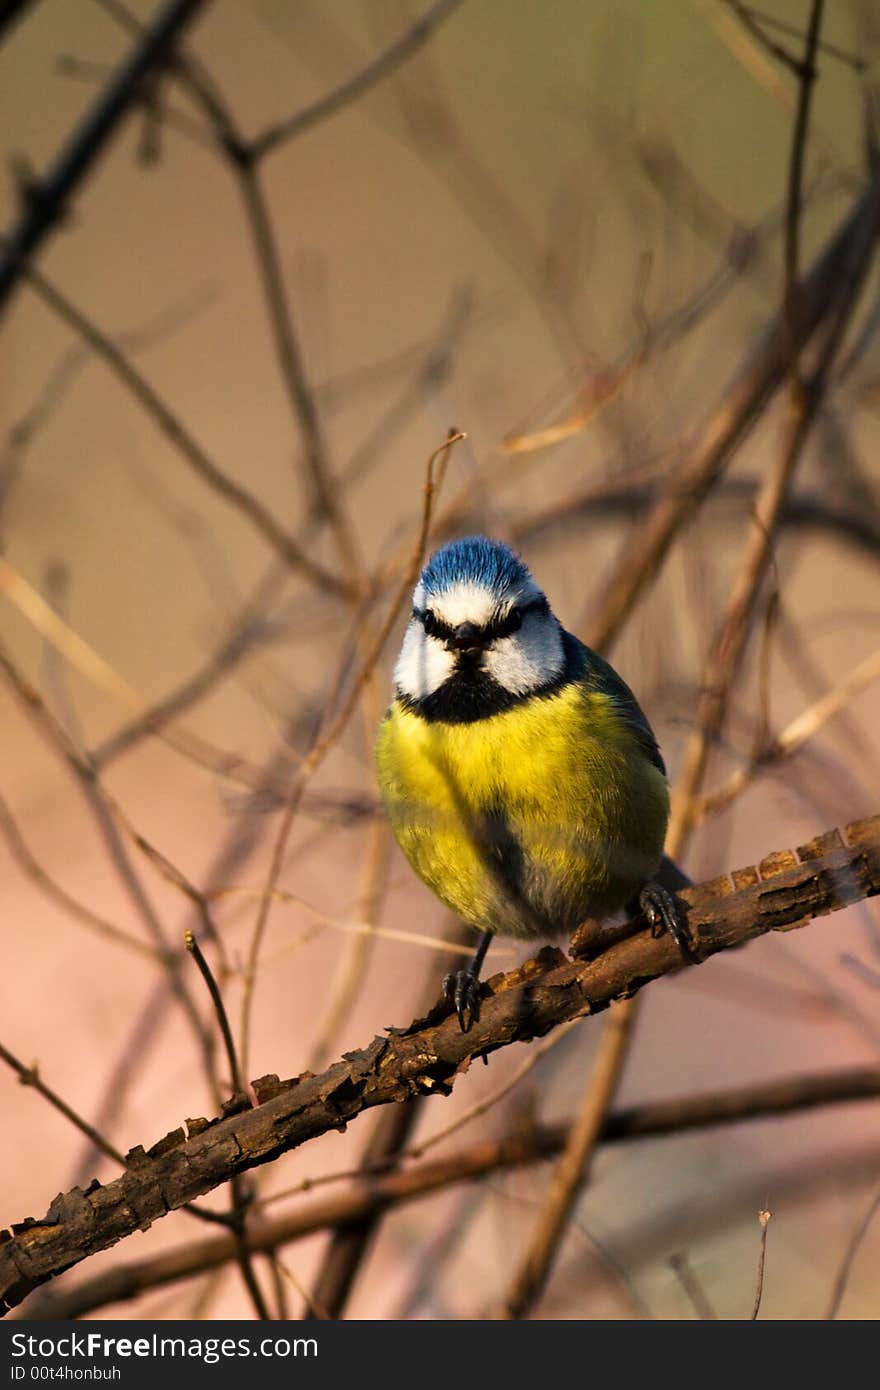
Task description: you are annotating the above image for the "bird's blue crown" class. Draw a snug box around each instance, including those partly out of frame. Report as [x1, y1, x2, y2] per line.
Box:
[419, 536, 532, 597]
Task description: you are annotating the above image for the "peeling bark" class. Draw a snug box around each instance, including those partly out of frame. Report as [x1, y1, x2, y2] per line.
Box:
[1, 812, 877, 1314]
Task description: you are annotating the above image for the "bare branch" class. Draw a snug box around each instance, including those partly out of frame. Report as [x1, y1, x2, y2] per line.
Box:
[751, 1209, 771, 1318]
[232, 158, 363, 578]
[668, 1252, 718, 1320]
[251, 0, 465, 160]
[671, 156, 880, 846]
[0, 0, 209, 314]
[183, 932, 270, 1319]
[22, 1056, 880, 1321]
[0, 1041, 125, 1168]
[586, 166, 880, 654]
[1, 813, 877, 1314]
[238, 430, 464, 1077]
[0, 643, 218, 1095]
[0, 790, 162, 961]
[10, 259, 352, 598]
[184, 933, 243, 1098]
[784, 1, 825, 379]
[723, 4, 864, 74]
[500, 1002, 637, 1318]
[306, 920, 473, 1320]
[825, 1180, 880, 1318]
[723, 2, 809, 78]
[697, 645, 880, 820]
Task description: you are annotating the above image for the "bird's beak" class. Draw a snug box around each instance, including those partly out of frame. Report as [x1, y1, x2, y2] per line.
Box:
[446, 622, 484, 652]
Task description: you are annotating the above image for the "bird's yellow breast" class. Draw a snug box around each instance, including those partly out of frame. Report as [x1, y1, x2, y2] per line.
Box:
[375, 682, 669, 939]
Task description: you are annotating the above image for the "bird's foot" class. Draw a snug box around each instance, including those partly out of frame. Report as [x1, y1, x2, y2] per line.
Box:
[443, 968, 482, 1033]
[638, 882, 700, 963]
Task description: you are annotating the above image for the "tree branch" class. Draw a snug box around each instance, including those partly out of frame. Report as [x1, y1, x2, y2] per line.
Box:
[22, 1059, 880, 1321]
[586, 165, 880, 654]
[1, 812, 878, 1314]
[11, 259, 351, 598]
[250, 0, 465, 160]
[0, 0, 209, 314]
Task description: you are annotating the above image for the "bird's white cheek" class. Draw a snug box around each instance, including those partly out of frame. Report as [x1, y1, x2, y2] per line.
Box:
[483, 620, 564, 693]
[394, 624, 455, 699]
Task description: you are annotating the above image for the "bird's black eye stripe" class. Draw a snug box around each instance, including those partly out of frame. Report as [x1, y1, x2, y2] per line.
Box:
[413, 607, 454, 640]
[486, 608, 521, 640]
[485, 596, 547, 640]
[413, 596, 547, 641]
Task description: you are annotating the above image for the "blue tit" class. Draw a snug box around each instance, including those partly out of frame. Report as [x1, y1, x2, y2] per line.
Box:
[375, 535, 685, 1029]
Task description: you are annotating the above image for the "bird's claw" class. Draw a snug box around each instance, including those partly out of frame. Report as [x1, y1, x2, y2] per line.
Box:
[638, 883, 700, 962]
[443, 968, 482, 1032]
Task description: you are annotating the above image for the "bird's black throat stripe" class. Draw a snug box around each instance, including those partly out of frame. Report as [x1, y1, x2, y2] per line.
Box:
[398, 628, 584, 724]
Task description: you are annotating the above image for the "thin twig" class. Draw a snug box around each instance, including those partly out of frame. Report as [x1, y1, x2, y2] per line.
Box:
[305, 819, 393, 1073]
[509, 475, 880, 568]
[267, 1255, 290, 1320]
[274, 1256, 329, 1320]
[183, 936, 270, 1318]
[670, 163, 880, 847]
[392, 1188, 486, 1319]
[66, 982, 178, 1191]
[0, 284, 219, 526]
[10, 258, 350, 598]
[825, 1180, 880, 1318]
[380, 3, 581, 357]
[783, 0, 825, 381]
[91, 594, 276, 767]
[668, 1252, 718, 1320]
[723, 1, 808, 77]
[305, 920, 473, 1320]
[227, 1174, 272, 1322]
[0, 1041, 125, 1167]
[251, 0, 464, 159]
[499, 200, 788, 459]
[92, 1, 379, 590]
[584, 167, 880, 655]
[73, 724, 294, 1185]
[500, 1002, 637, 1318]
[723, 3, 864, 73]
[334, 285, 474, 502]
[295, 432, 464, 1318]
[0, 790, 162, 961]
[0, 555, 153, 712]
[238, 430, 464, 1078]
[0, 554, 298, 804]
[696, 645, 880, 820]
[751, 1209, 772, 1318]
[0, 0, 208, 313]
[184, 932, 243, 1096]
[232, 158, 362, 579]
[0, 642, 219, 1095]
[219, 884, 475, 963]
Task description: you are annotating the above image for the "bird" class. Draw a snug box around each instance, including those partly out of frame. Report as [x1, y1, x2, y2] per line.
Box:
[375, 535, 689, 1031]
